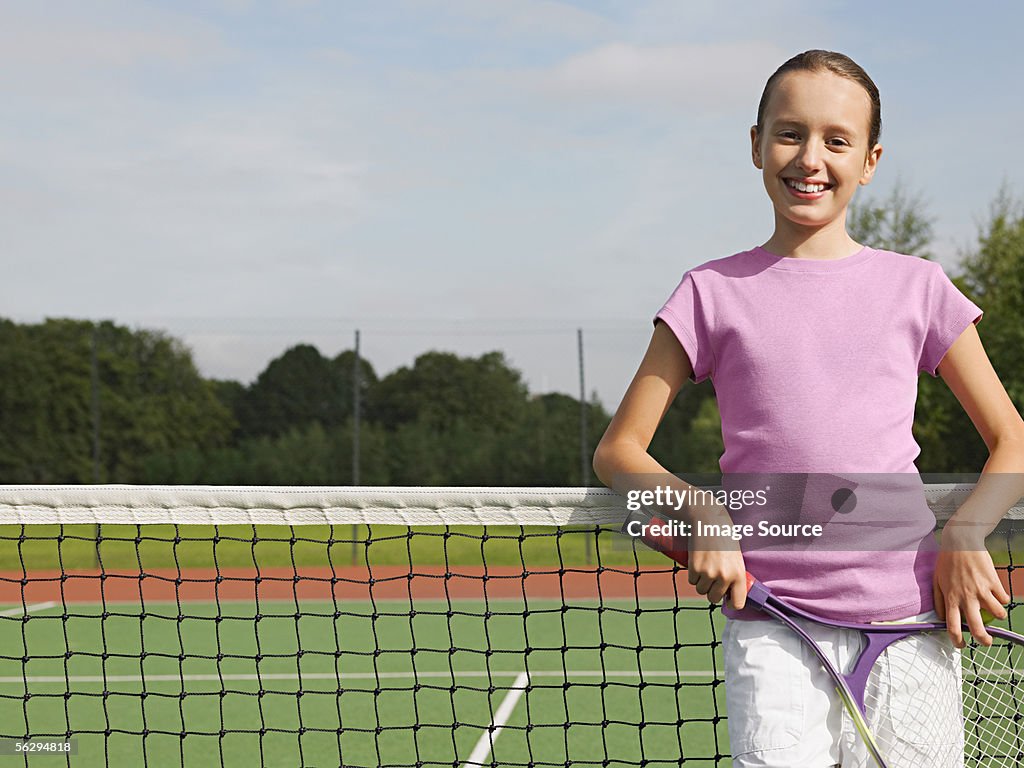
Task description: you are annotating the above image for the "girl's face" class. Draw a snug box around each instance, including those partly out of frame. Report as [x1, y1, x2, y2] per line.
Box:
[751, 69, 882, 234]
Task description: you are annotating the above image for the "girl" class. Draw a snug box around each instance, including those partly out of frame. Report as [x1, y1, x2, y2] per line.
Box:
[593, 49, 1024, 767]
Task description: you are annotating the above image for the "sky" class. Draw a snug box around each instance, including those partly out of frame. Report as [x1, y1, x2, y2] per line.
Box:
[2, 1, 1022, 411]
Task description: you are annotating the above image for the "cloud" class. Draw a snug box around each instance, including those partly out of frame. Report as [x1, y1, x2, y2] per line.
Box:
[0, 3, 223, 72]
[401, 0, 614, 41]
[542, 41, 787, 110]
[437, 39, 789, 123]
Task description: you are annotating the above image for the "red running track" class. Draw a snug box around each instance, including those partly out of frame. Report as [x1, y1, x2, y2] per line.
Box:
[0, 566, 703, 604]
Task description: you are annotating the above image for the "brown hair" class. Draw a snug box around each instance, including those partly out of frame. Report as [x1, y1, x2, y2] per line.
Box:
[755, 50, 881, 152]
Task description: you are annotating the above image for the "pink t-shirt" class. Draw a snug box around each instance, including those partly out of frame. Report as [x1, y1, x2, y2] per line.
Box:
[655, 244, 983, 621]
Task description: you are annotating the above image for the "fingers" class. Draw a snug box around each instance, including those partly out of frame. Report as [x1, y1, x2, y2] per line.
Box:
[934, 549, 1010, 647]
[689, 570, 710, 593]
[689, 568, 746, 608]
[980, 592, 1008, 623]
[933, 581, 946, 621]
[995, 582, 1012, 608]
[936, 584, 998, 647]
[962, 603, 993, 647]
[947, 597, 1006, 648]
[690, 572, 726, 603]
[945, 604, 964, 648]
[687, 547, 746, 607]
[730, 573, 748, 611]
[706, 578, 730, 605]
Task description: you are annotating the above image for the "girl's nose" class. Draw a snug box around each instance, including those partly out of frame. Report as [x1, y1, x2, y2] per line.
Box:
[795, 143, 822, 173]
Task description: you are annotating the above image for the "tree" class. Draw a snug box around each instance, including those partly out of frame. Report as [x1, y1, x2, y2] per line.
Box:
[209, 379, 247, 434]
[916, 183, 1024, 472]
[0, 319, 232, 483]
[505, 393, 610, 485]
[333, 348, 378, 425]
[649, 380, 723, 475]
[369, 350, 529, 435]
[235, 344, 379, 440]
[0, 319, 91, 481]
[848, 179, 935, 258]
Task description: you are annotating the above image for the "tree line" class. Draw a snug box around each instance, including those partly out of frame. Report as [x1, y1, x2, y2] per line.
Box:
[1, 184, 1021, 485]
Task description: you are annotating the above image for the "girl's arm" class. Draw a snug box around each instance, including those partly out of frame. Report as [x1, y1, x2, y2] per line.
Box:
[933, 322, 1024, 647]
[592, 320, 748, 608]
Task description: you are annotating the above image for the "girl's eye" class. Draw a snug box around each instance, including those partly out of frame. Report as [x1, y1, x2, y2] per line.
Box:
[779, 131, 799, 140]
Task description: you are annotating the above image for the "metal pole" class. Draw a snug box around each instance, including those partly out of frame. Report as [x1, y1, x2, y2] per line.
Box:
[90, 326, 101, 483]
[353, 329, 361, 484]
[352, 329, 361, 565]
[90, 325, 102, 567]
[578, 328, 591, 563]
[578, 328, 589, 487]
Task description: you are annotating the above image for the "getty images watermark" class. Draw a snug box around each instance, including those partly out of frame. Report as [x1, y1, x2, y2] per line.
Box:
[622, 484, 824, 542]
[614, 473, 1024, 552]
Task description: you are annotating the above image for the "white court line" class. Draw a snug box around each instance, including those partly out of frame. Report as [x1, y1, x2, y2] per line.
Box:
[462, 671, 529, 768]
[0, 602, 56, 617]
[0, 669, 718, 684]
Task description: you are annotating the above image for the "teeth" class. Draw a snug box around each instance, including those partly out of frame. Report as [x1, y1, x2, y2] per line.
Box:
[788, 180, 827, 193]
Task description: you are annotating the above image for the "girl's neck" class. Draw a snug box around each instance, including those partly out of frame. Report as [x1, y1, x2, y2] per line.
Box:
[761, 220, 862, 261]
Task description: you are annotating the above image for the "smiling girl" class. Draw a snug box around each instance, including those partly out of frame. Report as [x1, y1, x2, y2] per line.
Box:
[593, 49, 1024, 767]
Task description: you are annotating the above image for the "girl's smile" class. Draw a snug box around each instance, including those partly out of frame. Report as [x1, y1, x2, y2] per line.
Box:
[783, 177, 833, 199]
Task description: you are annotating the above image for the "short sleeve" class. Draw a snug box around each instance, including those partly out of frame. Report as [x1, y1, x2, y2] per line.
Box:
[654, 271, 714, 383]
[918, 262, 983, 377]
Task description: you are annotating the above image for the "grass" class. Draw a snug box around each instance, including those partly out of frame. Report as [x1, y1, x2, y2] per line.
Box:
[2, 524, 1021, 572]
[2, 518, 1022, 767]
[0, 598, 730, 767]
[0, 524, 672, 572]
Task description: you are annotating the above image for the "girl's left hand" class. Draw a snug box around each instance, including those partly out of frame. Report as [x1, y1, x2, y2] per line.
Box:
[933, 537, 1010, 648]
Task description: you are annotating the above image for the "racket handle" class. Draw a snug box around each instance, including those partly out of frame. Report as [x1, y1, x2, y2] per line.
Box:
[639, 515, 757, 592]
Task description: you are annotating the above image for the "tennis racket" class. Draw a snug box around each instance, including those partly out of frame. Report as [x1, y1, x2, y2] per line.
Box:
[635, 514, 1024, 768]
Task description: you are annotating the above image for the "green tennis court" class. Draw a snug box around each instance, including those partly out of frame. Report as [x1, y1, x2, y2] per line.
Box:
[0, 596, 729, 767]
[2, 483, 1022, 767]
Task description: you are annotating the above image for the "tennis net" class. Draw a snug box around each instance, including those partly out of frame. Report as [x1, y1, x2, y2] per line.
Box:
[0, 484, 1020, 767]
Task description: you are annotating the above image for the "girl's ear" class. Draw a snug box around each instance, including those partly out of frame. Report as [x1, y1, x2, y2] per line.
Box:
[859, 143, 883, 185]
[750, 125, 762, 169]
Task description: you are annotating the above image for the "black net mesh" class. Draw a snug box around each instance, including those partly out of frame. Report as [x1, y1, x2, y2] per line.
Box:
[0, 485, 1019, 767]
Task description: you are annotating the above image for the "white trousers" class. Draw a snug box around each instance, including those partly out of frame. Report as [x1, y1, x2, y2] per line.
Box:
[722, 611, 963, 768]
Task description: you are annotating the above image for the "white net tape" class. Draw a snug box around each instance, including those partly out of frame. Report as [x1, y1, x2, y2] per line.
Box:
[0, 483, 1017, 526]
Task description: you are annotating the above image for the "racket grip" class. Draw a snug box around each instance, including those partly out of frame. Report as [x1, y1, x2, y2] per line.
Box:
[637, 515, 689, 565]
[638, 515, 757, 592]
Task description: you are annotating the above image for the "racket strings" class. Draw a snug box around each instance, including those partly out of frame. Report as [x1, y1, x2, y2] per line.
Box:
[962, 638, 1024, 766]
[864, 632, 963, 766]
[862, 632, 1024, 767]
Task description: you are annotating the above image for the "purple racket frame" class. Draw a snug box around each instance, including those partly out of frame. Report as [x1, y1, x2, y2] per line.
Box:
[635, 515, 1023, 768]
[747, 577, 987, 713]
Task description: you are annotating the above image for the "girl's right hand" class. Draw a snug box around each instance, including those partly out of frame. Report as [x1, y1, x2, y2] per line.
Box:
[688, 546, 749, 609]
